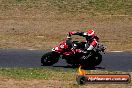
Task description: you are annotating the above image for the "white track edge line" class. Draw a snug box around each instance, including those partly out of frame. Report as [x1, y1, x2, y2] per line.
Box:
[28, 49, 38, 51]
[110, 51, 123, 52]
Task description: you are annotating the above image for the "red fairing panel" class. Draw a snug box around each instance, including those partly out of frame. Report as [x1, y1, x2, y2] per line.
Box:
[52, 41, 68, 53]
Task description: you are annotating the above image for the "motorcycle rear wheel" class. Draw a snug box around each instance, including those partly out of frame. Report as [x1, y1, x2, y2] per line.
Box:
[41, 52, 59, 66]
[80, 53, 102, 68]
[94, 53, 102, 66]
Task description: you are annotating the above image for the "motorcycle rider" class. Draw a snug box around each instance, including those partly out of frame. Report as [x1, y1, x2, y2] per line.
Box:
[68, 29, 99, 53]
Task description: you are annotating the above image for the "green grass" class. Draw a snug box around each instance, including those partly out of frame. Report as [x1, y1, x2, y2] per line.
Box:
[0, 67, 77, 80]
[0, 68, 131, 88]
[0, 0, 131, 15]
[0, 67, 129, 80]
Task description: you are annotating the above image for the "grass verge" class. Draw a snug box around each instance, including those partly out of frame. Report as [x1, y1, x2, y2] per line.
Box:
[0, 67, 131, 88]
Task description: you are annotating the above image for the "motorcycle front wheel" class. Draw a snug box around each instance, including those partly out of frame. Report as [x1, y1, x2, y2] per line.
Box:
[41, 52, 60, 66]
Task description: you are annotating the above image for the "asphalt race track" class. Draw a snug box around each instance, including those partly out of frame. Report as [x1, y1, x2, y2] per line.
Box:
[0, 49, 132, 72]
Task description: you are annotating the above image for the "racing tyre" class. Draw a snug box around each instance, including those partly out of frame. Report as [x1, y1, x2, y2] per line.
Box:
[94, 53, 102, 66]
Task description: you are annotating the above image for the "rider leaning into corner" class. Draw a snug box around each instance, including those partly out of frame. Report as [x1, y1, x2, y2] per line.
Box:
[68, 29, 99, 54]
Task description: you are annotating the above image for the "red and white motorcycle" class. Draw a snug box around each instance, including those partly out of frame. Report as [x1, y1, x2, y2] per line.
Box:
[41, 34, 106, 68]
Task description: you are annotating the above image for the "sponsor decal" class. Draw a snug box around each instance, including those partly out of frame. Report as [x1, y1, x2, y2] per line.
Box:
[76, 66, 131, 85]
